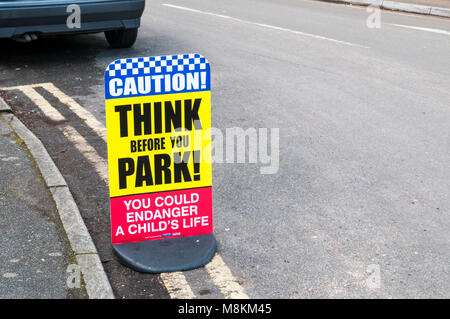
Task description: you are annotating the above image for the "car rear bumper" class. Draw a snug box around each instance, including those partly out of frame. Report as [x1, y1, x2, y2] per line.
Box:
[0, 0, 145, 38]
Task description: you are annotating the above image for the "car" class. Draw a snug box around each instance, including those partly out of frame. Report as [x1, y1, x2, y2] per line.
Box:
[0, 0, 145, 48]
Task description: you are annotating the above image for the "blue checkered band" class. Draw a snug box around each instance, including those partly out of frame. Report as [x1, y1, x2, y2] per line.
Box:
[105, 54, 210, 99]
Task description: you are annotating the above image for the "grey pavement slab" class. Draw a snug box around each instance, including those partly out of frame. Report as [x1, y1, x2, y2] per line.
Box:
[0, 114, 87, 299]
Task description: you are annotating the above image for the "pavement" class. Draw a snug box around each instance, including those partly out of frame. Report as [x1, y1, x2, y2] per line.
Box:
[322, 0, 450, 17]
[0, 0, 449, 299]
[391, 0, 450, 8]
[0, 110, 88, 299]
[333, 0, 450, 7]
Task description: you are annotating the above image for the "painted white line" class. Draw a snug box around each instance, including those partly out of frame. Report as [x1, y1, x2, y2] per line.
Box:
[160, 272, 196, 299]
[20, 86, 66, 122]
[162, 3, 369, 49]
[2, 83, 108, 142]
[18, 87, 109, 182]
[205, 254, 249, 299]
[61, 125, 109, 183]
[386, 23, 450, 36]
[41, 83, 108, 142]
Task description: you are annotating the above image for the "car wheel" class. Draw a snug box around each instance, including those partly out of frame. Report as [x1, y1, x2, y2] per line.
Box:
[105, 28, 138, 48]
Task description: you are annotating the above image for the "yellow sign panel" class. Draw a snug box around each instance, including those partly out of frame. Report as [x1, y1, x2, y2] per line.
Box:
[105, 91, 212, 198]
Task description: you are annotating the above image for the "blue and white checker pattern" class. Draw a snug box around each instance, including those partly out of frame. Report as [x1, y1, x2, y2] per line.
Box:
[106, 54, 209, 77]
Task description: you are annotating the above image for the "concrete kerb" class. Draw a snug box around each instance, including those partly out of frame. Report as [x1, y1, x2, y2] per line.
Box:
[0, 97, 114, 299]
[430, 6, 450, 17]
[0, 97, 12, 112]
[382, 1, 431, 14]
[322, 0, 450, 18]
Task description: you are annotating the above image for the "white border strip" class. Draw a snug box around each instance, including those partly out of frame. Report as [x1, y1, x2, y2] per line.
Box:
[205, 254, 249, 299]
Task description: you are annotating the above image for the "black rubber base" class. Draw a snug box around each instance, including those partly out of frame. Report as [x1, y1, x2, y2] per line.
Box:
[112, 234, 216, 273]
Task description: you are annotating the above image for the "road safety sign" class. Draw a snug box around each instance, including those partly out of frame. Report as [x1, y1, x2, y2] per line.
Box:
[105, 54, 213, 246]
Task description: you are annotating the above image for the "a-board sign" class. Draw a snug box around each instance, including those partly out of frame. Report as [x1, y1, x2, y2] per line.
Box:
[105, 54, 212, 247]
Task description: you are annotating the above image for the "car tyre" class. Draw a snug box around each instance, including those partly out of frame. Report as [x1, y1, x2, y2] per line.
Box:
[105, 28, 138, 48]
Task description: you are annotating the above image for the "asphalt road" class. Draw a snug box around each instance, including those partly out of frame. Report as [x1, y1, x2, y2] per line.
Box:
[0, 0, 449, 298]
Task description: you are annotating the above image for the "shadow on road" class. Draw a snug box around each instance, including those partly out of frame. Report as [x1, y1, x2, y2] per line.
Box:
[0, 34, 107, 63]
[0, 33, 133, 91]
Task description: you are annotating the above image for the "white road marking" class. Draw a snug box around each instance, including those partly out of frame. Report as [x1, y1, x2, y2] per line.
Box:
[160, 272, 196, 299]
[386, 23, 450, 36]
[40, 82, 108, 142]
[20, 86, 66, 122]
[205, 254, 249, 299]
[2, 83, 249, 299]
[162, 3, 369, 49]
[16, 87, 110, 182]
[61, 126, 110, 183]
[3, 273, 18, 278]
[2, 83, 108, 142]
